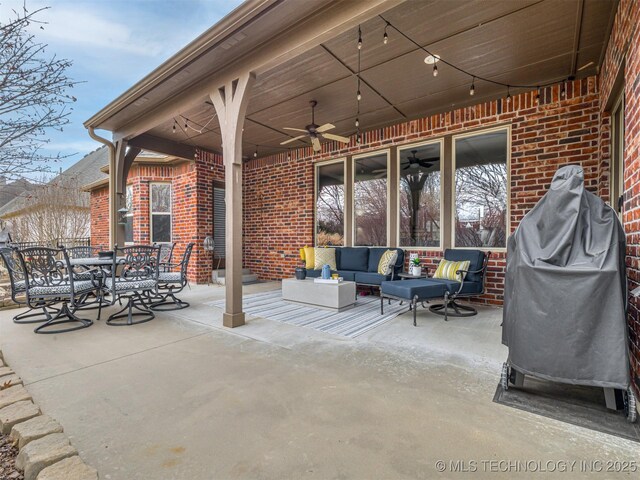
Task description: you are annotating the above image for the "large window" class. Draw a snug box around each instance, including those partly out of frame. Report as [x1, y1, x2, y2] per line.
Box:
[124, 184, 133, 244]
[453, 128, 508, 248]
[353, 152, 388, 246]
[315, 161, 345, 246]
[150, 183, 172, 243]
[398, 141, 442, 248]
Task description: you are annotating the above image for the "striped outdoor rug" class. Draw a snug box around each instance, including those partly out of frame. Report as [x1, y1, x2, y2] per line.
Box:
[207, 290, 407, 338]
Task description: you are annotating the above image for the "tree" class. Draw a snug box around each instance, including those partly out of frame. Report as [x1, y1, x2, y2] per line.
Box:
[4, 174, 90, 243]
[0, 2, 77, 181]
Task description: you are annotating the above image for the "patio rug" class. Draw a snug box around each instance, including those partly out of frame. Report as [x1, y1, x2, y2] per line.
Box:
[493, 377, 640, 443]
[207, 290, 407, 338]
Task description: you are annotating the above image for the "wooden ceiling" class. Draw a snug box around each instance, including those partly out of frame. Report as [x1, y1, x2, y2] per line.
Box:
[143, 0, 617, 159]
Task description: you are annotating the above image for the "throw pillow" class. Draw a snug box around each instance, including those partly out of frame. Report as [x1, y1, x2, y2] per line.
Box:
[433, 259, 471, 282]
[314, 247, 337, 270]
[303, 246, 315, 269]
[377, 249, 398, 275]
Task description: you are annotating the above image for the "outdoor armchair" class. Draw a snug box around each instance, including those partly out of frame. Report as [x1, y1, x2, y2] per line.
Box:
[150, 242, 194, 311]
[105, 245, 160, 325]
[18, 247, 97, 334]
[0, 247, 60, 324]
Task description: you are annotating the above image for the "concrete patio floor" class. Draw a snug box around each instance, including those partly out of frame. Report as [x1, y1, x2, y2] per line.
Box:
[0, 283, 637, 479]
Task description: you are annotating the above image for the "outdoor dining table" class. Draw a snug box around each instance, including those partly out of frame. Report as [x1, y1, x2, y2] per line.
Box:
[68, 257, 124, 267]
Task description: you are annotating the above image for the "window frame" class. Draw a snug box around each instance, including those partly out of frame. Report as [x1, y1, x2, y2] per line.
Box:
[124, 184, 134, 245]
[450, 125, 511, 252]
[149, 182, 173, 244]
[396, 138, 444, 250]
[314, 157, 347, 246]
[610, 90, 624, 216]
[351, 149, 391, 247]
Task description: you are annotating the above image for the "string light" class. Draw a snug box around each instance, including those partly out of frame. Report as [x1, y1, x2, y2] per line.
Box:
[253, 146, 258, 158]
[535, 86, 540, 104]
[172, 120, 177, 133]
[355, 118, 359, 127]
[380, 15, 568, 94]
[469, 77, 475, 96]
[383, 22, 389, 45]
[560, 80, 566, 98]
[506, 86, 511, 103]
[357, 26, 362, 50]
[184, 119, 188, 129]
[357, 90, 362, 101]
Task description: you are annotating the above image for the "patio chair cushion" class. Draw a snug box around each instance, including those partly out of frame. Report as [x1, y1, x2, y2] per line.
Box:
[354, 272, 391, 285]
[105, 278, 157, 292]
[28, 280, 95, 297]
[381, 279, 453, 301]
[444, 249, 485, 283]
[158, 272, 182, 282]
[12, 280, 26, 292]
[73, 270, 102, 281]
[337, 247, 369, 271]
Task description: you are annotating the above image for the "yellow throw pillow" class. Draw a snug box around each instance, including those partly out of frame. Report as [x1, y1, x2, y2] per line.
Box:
[303, 247, 315, 269]
[433, 259, 470, 282]
[314, 247, 337, 270]
[378, 249, 398, 275]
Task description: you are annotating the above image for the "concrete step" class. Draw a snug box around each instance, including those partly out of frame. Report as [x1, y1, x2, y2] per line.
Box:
[212, 270, 259, 285]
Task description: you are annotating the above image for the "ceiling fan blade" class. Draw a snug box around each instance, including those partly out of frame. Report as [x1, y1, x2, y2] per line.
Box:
[403, 165, 410, 170]
[283, 127, 308, 133]
[311, 136, 322, 152]
[316, 123, 335, 133]
[280, 135, 307, 145]
[321, 132, 350, 144]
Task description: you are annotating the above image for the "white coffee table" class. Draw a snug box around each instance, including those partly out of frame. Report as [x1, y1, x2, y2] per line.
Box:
[282, 278, 356, 312]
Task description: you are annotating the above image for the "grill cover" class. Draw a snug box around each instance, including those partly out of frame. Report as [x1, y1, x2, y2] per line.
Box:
[502, 165, 630, 389]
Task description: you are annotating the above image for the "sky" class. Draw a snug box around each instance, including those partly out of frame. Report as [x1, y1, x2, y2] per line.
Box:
[1, 0, 243, 174]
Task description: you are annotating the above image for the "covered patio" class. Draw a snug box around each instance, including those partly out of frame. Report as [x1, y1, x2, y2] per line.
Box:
[1, 284, 638, 479]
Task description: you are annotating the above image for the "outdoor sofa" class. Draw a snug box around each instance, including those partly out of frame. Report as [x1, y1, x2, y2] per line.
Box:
[305, 247, 405, 288]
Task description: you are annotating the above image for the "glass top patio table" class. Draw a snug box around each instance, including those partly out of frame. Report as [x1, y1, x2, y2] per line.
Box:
[69, 257, 124, 267]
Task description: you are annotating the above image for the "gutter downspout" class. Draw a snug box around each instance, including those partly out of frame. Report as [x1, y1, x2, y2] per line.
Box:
[87, 127, 118, 248]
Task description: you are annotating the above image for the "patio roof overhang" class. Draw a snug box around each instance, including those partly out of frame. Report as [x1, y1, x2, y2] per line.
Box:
[84, 0, 618, 329]
[84, 0, 617, 160]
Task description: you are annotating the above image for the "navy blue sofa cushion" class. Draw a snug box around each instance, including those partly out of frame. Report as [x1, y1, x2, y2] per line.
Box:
[337, 247, 369, 271]
[354, 272, 391, 285]
[443, 249, 485, 283]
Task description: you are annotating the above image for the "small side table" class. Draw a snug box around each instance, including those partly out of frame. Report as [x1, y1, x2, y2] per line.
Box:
[397, 272, 429, 280]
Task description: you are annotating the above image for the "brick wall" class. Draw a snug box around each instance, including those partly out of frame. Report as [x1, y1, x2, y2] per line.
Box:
[599, 0, 640, 394]
[243, 77, 602, 306]
[89, 159, 226, 283]
[89, 186, 109, 249]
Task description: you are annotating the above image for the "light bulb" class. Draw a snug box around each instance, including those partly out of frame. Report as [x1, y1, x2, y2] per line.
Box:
[184, 120, 188, 129]
[470, 82, 475, 96]
[357, 91, 362, 101]
[433, 64, 438, 77]
[355, 118, 359, 127]
[357, 37, 362, 50]
[383, 32, 388, 45]
[172, 123, 176, 133]
[253, 150, 258, 158]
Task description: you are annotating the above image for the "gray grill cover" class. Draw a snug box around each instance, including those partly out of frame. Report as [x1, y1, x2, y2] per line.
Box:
[502, 165, 630, 389]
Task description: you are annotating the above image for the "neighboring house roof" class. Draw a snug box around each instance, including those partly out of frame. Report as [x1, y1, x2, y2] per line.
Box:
[0, 177, 37, 211]
[0, 146, 109, 218]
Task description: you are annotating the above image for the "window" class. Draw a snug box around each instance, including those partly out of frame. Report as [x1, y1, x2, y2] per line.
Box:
[124, 184, 133, 244]
[398, 141, 442, 248]
[453, 128, 508, 248]
[150, 183, 172, 243]
[353, 152, 388, 246]
[315, 160, 345, 246]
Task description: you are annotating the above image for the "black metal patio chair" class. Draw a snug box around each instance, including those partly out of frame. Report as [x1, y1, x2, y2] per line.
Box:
[18, 247, 98, 334]
[105, 245, 160, 326]
[150, 243, 194, 311]
[154, 242, 175, 272]
[0, 247, 59, 324]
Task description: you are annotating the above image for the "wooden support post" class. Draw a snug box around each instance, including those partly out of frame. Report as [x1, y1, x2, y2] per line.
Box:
[210, 72, 255, 328]
[109, 140, 127, 248]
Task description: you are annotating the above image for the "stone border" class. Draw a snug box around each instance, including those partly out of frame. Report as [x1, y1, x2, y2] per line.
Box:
[0, 349, 98, 480]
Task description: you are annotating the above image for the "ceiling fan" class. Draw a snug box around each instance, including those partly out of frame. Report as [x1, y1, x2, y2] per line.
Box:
[402, 150, 439, 170]
[280, 100, 350, 152]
